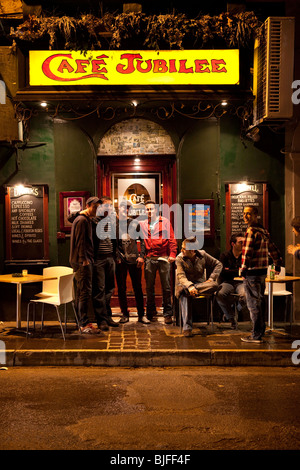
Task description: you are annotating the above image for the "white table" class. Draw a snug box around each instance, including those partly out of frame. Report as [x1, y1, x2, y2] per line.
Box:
[265, 276, 300, 331]
[0, 274, 57, 329]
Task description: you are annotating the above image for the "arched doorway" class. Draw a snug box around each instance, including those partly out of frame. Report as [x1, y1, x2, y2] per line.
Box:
[97, 118, 177, 310]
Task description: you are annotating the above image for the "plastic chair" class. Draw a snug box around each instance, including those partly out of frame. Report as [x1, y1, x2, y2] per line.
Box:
[178, 292, 215, 333]
[26, 273, 79, 340]
[35, 266, 74, 298]
[264, 266, 293, 324]
[34, 266, 76, 331]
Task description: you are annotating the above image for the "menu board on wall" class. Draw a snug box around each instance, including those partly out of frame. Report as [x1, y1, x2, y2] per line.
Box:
[5, 184, 49, 264]
[225, 182, 268, 247]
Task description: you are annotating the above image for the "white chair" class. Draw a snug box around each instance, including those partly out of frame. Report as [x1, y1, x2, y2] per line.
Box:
[26, 273, 79, 340]
[264, 266, 293, 324]
[35, 266, 74, 298]
[34, 266, 78, 332]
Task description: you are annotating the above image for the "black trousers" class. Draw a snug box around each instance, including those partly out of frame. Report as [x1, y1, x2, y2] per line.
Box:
[92, 255, 115, 326]
[116, 262, 145, 318]
[74, 263, 93, 327]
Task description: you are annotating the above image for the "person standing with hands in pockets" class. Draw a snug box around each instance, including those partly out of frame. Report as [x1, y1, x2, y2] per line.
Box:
[240, 205, 282, 343]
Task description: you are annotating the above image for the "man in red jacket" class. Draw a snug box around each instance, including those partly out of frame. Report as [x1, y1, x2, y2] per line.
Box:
[140, 200, 177, 323]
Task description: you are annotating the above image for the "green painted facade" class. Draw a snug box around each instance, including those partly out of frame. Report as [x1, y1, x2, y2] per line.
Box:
[0, 110, 285, 319]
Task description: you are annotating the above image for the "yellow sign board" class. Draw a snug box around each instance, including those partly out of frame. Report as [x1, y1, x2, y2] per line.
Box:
[29, 50, 239, 86]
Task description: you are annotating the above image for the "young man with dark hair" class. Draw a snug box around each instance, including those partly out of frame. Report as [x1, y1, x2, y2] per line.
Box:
[175, 237, 222, 337]
[139, 200, 177, 324]
[116, 200, 149, 324]
[240, 205, 282, 343]
[69, 196, 102, 334]
[216, 232, 245, 329]
[93, 196, 119, 330]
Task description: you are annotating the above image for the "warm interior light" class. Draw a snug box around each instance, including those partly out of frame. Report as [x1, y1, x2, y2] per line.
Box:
[221, 100, 228, 106]
[134, 158, 140, 163]
[40, 101, 47, 107]
[132, 100, 138, 107]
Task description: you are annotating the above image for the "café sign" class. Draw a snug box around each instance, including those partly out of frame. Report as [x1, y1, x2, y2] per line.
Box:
[29, 50, 239, 86]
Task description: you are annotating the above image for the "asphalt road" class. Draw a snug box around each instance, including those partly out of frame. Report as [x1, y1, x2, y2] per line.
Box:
[1, 366, 300, 453]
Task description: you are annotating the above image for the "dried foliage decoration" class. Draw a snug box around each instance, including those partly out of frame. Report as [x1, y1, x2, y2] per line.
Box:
[9, 11, 262, 51]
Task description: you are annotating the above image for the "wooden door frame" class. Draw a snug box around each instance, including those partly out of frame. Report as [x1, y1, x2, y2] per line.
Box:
[97, 154, 177, 207]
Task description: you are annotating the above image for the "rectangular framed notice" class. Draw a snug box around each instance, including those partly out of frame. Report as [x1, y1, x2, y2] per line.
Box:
[183, 199, 215, 239]
[59, 191, 90, 232]
[5, 184, 49, 263]
[225, 182, 268, 248]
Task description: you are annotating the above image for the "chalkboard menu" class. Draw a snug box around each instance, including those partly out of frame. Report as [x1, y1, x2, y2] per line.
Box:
[225, 182, 268, 248]
[5, 184, 49, 264]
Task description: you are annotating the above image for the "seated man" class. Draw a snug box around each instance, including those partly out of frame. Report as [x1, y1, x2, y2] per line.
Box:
[175, 237, 222, 337]
[216, 233, 246, 329]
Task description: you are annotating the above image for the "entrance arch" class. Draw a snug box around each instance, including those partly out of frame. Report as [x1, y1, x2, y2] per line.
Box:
[96, 118, 177, 311]
[97, 118, 177, 209]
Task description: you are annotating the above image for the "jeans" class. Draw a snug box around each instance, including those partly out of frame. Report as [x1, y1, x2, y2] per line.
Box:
[145, 258, 173, 319]
[243, 275, 266, 339]
[179, 280, 218, 331]
[92, 255, 115, 326]
[216, 282, 245, 321]
[116, 262, 144, 318]
[74, 263, 93, 327]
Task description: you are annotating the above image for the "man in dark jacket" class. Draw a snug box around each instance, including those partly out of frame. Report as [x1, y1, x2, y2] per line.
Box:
[216, 232, 245, 329]
[69, 196, 101, 334]
[116, 200, 149, 324]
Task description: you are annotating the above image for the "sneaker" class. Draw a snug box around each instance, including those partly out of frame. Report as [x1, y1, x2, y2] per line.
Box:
[164, 316, 173, 325]
[99, 321, 109, 331]
[106, 318, 119, 327]
[119, 315, 129, 324]
[241, 335, 263, 343]
[183, 330, 193, 337]
[138, 315, 150, 324]
[80, 323, 101, 335]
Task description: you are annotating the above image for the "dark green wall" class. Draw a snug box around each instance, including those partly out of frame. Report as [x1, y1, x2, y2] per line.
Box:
[219, 116, 285, 258]
[0, 110, 285, 320]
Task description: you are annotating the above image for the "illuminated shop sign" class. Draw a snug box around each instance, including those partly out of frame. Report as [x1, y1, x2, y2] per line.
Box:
[29, 50, 239, 86]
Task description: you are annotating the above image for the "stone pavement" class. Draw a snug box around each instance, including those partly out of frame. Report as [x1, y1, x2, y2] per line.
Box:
[1, 310, 299, 367]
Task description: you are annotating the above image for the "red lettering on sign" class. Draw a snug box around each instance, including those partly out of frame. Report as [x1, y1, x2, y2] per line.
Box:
[116, 54, 142, 74]
[211, 59, 227, 72]
[195, 59, 210, 73]
[42, 53, 109, 81]
[179, 60, 193, 73]
[153, 60, 168, 73]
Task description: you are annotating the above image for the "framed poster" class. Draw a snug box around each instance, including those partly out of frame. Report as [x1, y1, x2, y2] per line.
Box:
[112, 173, 161, 219]
[59, 191, 90, 232]
[183, 199, 215, 239]
[225, 182, 268, 248]
[5, 184, 49, 263]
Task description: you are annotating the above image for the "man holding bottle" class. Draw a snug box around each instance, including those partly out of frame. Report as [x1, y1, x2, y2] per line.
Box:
[240, 205, 282, 343]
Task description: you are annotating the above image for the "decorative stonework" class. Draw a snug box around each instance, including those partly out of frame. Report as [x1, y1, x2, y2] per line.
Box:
[98, 118, 175, 155]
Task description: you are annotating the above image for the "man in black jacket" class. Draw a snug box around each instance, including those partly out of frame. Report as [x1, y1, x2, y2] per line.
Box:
[69, 196, 101, 334]
[216, 233, 245, 329]
[116, 200, 150, 324]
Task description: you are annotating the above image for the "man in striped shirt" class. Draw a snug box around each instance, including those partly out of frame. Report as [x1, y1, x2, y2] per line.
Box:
[93, 196, 119, 330]
[240, 205, 282, 343]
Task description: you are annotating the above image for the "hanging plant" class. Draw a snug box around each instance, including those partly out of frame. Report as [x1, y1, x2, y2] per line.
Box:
[9, 11, 262, 51]
[144, 13, 190, 50]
